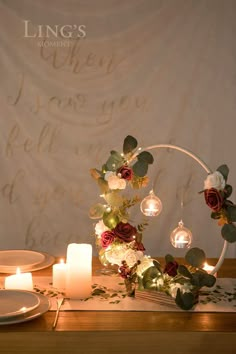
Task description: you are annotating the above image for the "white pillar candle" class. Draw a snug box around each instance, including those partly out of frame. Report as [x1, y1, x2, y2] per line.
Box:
[66, 243, 92, 299]
[53, 259, 67, 289]
[5, 267, 33, 291]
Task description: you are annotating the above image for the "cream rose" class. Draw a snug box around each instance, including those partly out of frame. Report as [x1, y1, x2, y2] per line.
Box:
[123, 249, 143, 267]
[95, 220, 109, 236]
[105, 172, 126, 190]
[168, 282, 192, 298]
[204, 171, 225, 191]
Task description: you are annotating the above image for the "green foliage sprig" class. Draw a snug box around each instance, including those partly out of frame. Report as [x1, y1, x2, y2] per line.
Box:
[138, 248, 216, 310]
[89, 135, 154, 267]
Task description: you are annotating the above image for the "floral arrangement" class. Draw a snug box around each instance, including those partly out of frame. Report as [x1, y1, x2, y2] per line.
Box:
[202, 165, 236, 242]
[119, 247, 216, 310]
[90, 135, 154, 268]
[90, 136, 235, 310]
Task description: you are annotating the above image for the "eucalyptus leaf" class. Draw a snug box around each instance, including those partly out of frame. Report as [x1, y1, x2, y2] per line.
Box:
[142, 266, 158, 288]
[185, 247, 206, 268]
[191, 271, 216, 288]
[132, 160, 148, 177]
[153, 260, 162, 273]
[178, 265, 192, 279]
[217, 164, 229, 182]
[104, 191, 124, 207]
[103, 211, 119, 229]
[225, 205, 236, 222]
[89, 203, 106, 219]
[106, 151, 124, 171]
[123, 135, 138, 154]
[221, 223, 236, 243]
[137, 277, 144, 290]
[224, 184, 232, 198]
[201, 273, 216, 288]
[175, 289, 195, 310]
[137, 151, 154, 164]
[165, 254, 175, 264]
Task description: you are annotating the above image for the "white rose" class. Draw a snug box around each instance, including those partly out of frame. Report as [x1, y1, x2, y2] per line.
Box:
[168, 283, 182, 298]
[168, 282, 192, 298]
[106, 244, 127, 266]
[204, 171, 225, 190]
[95, 220, 108, 236]
[104, 171, 115, 181]
[118, 178, 126, 189]
[107, 175, 126, 190]
[123, 249, 144, 267]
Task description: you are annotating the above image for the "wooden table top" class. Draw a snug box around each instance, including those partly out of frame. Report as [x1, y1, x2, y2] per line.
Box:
[0, 257, 236, 354]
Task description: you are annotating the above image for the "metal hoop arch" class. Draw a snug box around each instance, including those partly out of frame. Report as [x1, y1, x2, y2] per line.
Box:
[135, 143, 228, 275]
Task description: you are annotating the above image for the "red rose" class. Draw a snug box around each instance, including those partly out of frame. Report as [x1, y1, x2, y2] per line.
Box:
[204, 188, 224, 212]
[101, 230, 115, 248]
[113, 222, 137, 242]
[164, 261, 179, 277]
[117, 166, 133, 180]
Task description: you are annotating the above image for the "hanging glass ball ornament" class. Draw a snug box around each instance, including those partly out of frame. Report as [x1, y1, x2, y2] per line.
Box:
[140, 190, 163, 217]
[170, 220, 192, 249]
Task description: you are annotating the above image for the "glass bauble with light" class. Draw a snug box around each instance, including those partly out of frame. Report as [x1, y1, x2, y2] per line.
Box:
[140, 190, 163, 217]
[170, 220, 192, 248]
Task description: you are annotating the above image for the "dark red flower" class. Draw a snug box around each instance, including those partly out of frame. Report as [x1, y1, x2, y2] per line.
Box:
[164, 261, 179, 277]
[204, 188, 224, 212]
[118, 261, 131, 279]
[117, 166, 133, 181]
[133, 241, 146, 251]
[113, 222, 137, 243]
[101, 230, 115, 248]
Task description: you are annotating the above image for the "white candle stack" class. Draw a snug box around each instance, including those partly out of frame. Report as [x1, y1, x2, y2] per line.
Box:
[52, 243, 92, 299]
[5, 267, 33, 291]
[66, 243, 92, 299]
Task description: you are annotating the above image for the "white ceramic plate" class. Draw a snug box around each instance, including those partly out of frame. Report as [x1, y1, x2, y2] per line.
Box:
[0, 250, 45, 272]
[0, 252, 55, 274]
[0, 292, 50, 325]
[0, 290, 40, 319]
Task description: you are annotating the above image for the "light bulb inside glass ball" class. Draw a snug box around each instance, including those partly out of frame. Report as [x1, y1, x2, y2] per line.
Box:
[170, 220, 192, 249]
[140, 190, 162, 217]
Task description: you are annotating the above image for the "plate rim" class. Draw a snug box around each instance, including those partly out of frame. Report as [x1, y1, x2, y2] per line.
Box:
[0, 249, 45, 271]
[0, 289, 40, 319]
[0, 251, 55, 274]
[0, 292, 50, 325]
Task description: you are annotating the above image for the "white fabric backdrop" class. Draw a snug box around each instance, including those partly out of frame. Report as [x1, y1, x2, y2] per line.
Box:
[0, 0, 235, 259]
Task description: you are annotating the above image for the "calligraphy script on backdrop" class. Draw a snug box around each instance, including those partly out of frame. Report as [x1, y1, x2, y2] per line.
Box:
[1, 26, 152, 255]
[0, 0, 235, 258]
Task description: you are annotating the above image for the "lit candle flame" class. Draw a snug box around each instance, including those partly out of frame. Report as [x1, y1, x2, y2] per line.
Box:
[16, 267, 21, 274]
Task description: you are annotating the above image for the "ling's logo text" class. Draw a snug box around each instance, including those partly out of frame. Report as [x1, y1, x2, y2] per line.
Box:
[23, 20, 86, 39]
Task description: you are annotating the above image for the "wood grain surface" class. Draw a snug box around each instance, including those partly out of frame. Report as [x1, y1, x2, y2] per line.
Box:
[0, 257, 235, 353]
